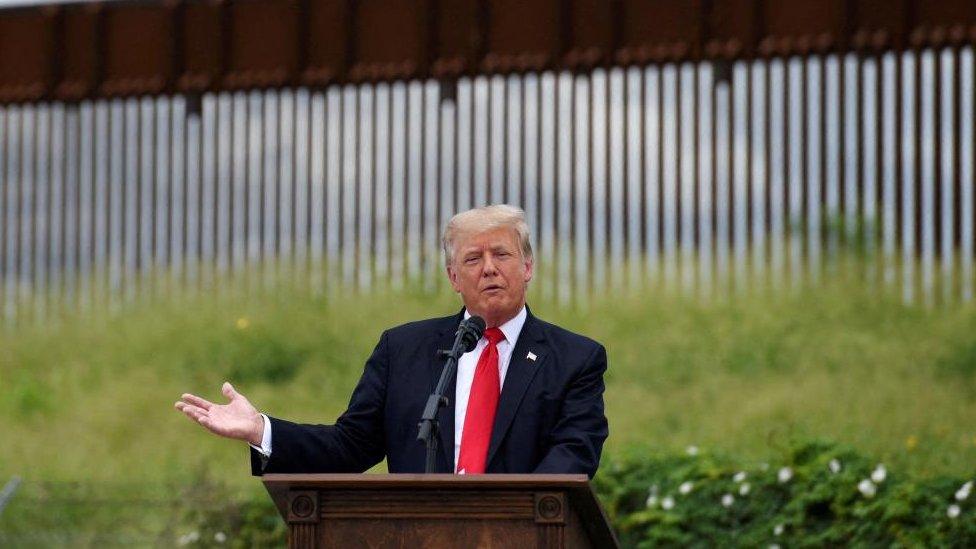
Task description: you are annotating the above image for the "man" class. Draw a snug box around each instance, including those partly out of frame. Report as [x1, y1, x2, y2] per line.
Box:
[175, 204, 608, 477]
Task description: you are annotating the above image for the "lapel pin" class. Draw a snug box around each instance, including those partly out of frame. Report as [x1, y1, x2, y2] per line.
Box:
[527, 352, 537, 361]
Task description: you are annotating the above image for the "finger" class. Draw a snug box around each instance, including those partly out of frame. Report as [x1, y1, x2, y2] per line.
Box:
[180, 393, 214, 410]
[222, 381, 239, 401]
[178, 403, 210, 420]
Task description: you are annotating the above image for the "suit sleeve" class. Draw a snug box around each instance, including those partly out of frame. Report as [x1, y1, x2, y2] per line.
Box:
[250, 330, 391, 475]
[532, 343, 609, 479]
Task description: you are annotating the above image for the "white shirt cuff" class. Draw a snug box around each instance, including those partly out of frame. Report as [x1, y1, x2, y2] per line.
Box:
[248, 414, 273, 457]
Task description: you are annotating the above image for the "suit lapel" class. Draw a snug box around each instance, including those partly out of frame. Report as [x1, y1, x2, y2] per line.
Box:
[430, 311, 464, 473]
[486, 311, 547, 468]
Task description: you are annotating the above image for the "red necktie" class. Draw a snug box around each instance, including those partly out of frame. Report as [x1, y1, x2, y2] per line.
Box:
[456, 327, 505, 474]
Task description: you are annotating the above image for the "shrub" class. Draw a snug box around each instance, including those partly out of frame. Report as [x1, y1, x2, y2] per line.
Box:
[593, 441, 976, 547]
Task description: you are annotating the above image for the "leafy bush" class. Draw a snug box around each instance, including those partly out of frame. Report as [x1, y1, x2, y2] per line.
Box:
[176, 471, 286, 548]
[594, 441, 976, 548]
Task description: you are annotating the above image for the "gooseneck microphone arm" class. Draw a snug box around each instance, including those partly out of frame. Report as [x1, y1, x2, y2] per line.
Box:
[417, 315, 485, 474]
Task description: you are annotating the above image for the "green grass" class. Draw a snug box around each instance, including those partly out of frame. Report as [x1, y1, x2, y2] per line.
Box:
[1, 260, 975, 543]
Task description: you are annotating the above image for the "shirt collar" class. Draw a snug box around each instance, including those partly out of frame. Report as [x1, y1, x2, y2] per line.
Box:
[463, 306, 527, 346]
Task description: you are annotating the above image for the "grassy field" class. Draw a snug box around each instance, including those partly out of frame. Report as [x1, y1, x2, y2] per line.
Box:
[1, 261, 975, 542]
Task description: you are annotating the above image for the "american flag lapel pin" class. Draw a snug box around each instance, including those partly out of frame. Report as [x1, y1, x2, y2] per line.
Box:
[527, 351, 537, 361]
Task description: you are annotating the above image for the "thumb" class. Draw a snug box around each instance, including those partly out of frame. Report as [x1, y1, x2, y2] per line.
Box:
[222, 381, 239, 401]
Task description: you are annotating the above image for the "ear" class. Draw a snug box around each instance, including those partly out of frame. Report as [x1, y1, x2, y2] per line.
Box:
[523, 258, 534, 283]
[446, 264, 462, 293]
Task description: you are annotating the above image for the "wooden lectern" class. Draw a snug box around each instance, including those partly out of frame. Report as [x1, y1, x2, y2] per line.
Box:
[263, 474, 619, 548]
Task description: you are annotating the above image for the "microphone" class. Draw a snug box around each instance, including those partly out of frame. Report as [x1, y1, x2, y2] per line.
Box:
[456, 315, 486, 355]
[417, 315, 487, 473]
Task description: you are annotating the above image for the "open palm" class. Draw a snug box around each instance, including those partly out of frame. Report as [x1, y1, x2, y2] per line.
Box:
[175, 382, 264, 445]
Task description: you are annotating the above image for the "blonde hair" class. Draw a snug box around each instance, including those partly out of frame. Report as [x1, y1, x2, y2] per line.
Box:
[442, 204, 533, 266]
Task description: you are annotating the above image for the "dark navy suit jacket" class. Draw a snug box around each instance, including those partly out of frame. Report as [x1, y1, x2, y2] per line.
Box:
[250, 307, 608, 477]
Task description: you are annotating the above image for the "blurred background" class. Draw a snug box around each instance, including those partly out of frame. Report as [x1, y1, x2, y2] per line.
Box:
[0, 0, 975, 545]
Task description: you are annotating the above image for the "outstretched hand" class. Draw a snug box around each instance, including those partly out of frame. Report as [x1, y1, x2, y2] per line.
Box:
[175, 382, 264, 446]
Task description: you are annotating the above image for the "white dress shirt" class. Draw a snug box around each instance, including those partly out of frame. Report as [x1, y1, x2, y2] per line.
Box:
[251, 306, 529, 473]
[453, 306, 526, 471]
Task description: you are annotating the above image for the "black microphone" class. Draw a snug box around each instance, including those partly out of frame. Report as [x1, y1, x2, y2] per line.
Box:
[456, 315, 486, 354]
[417, 315, 487, 473]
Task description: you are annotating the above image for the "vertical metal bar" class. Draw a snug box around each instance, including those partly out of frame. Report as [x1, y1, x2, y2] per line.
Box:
[387, 83, 403, 289]
[709, 63, 719, 292]
[626, 66, 642, 291]
[933, 47, 944, 297]
[262, 91, 278, 273]
[406, 82, 422, 283]
[863, 57, 879, 276]
[941, 48, 956, 302]
[751, 60, 766, 286]
[679, 63, 695, 292]
[373, 83, 388, 287]
[952, 46, 963, 268]
[698, 62, 713, 294]
[17, 106, 31, 317]
[663, 64, 677, 287]
[874, 52, 886, 284]
[185, 99, 200, 288]
[0, 106, 6, 324]
[609, 68, 624, 292]
[732, 62, 746, 290]
[692, 62, 701, 293]
[172, 96, 186, 288]
[921, 49, 935, 304]
[715, 71, 730, 289]
[360, 84, 375, 291]
[962, 46, 974, 301]
[812, 55, 825, 281]
[770, 58, 786, 289]
[591, 68, 606, 295]
[93, 101, 108, 307]
[308, 90, 325, 290]
[280, 90, 292, 271]
[292, 89, 308, 276]
[558, 71, 573, 304]
[34, 105, 49, 319]
[40, 105, 53, 318]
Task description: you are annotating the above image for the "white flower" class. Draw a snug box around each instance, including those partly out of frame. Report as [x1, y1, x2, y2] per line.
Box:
[646, 494, 659, 507]
[721, 493, 735, 507]
[777, 467, 793, 484]
[679, 481, 694, 495]
[648, 484, 659, 495]
[733, 471, 747, 483]
[769, 544, 782, 549]
[214, 532, 227, 543]
[686, 445, 700, 457]
[661, 496, 675, 510]
[739, 482, 751, 496]
[857, 479, 877, 498]
[773, 523, 785, 536]
[955, 481, 973, 501]
[871, 464, 887, 484]
[829, 459, 842, 474]
[178, 531, 201, 546]
[947, 504, 961, 519]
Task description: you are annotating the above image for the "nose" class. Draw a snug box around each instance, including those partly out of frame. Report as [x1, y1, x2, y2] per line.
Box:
[482, 253, 499, 276]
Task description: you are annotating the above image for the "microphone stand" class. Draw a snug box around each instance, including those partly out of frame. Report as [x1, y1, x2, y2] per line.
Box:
[417, 319, 482, 473]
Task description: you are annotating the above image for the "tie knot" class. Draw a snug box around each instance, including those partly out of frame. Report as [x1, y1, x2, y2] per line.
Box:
[484, 327, 505, 346]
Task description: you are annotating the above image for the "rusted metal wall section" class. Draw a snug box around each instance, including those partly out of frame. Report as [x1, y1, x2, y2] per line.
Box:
[1, 1, 975, 325]
[0, 0, 976, 103]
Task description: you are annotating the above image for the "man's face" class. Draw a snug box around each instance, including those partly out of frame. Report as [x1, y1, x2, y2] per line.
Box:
[447, 227, 533, 328]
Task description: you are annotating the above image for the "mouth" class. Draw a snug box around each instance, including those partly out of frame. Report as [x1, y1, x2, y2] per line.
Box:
[481, 284, 505, 293]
